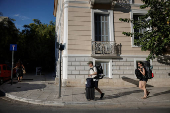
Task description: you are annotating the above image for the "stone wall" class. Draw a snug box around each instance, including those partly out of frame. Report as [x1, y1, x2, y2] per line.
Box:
[112, 58, 135, 79]
[67, 56, 93, 79]
[58, 56, 170, 87]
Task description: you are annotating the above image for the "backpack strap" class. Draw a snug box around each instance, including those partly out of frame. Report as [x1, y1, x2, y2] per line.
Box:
[90, 66, 95, 72]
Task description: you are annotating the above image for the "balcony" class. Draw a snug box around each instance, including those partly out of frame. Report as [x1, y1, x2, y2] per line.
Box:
[91, 41, 122, 58]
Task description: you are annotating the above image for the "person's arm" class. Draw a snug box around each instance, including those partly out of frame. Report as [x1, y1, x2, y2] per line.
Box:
[90, 72, 97, 75]
[13, 66, 17, 69]
[140, 68, 145, 76]
[22, 64, 25, 69]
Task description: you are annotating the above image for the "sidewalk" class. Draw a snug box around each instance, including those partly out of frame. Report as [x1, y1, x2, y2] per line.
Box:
[0, 73, 170, 107]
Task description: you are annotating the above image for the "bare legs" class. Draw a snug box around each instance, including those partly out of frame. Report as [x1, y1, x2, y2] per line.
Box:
[139, 81, 148, 98]
[18, 77, 20, 82]
[95, 87, 102, 94]
[17, 76, 22, 82]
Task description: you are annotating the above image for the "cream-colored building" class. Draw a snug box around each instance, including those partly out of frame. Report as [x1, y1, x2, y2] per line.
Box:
[53, 0, 170, 87]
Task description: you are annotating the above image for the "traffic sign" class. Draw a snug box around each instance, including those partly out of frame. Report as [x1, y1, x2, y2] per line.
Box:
[10, 44, 17, 51]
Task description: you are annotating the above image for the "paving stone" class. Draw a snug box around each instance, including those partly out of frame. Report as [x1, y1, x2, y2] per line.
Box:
[1, 73, 170, 107]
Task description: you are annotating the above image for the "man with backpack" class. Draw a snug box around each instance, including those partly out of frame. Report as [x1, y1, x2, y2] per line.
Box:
[86, 61, 105, 100]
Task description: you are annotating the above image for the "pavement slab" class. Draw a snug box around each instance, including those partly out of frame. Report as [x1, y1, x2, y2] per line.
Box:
[0, 73, 170, 107]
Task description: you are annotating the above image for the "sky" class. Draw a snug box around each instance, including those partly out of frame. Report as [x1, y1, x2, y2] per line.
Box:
[0, 0, 56, 30]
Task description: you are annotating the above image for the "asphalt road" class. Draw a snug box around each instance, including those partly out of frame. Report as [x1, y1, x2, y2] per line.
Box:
[0, 93, 170, 113]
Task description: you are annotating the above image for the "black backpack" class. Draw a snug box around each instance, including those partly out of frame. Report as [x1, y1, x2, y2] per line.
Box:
[95, 64, 103, 75]
[143, 61, 153, 79]
[135, 69, 143, 79]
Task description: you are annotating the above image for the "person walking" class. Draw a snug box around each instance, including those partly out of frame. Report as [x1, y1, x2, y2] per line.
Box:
[14, 60, 25, 82]
[138, 61, 150, 99]
[87, 61, 104, 99]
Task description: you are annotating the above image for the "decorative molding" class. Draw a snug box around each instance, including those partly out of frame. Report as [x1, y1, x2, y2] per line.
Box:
[89, 0, 94, 9]
[67, 54, 91, 57]
[89, 0, 116, 9]
[111, 0, 116, 10]
[120, 55, 148, 57]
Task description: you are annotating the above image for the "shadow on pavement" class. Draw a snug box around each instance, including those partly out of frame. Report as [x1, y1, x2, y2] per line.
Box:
[150, 90, 170, 97]
[0, 90, 5, 97]
[121, 76, 153, 87]
[99, 89, 142, 100]
[12, 72, 56, 82]
[4, 83, 46, 93]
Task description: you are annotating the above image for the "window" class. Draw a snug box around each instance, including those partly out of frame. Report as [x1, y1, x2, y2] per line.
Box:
[94, 14, 110, 41]
[133, 15, 147, 45]
[91, 9, 114, 42]
[131, 10, 148, 47]
[133, 15, 146, 40]
[3, 65, 6, 70]
[101, 63, 109, 77]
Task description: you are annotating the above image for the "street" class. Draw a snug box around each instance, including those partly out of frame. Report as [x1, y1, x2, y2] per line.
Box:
[0, 94, 170, 113]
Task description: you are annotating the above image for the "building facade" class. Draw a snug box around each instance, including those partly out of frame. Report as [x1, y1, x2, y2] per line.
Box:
[53, 0, 170, 87]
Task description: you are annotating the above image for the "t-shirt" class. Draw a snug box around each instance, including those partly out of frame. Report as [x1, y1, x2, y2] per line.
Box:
[89, 66, 98, 81]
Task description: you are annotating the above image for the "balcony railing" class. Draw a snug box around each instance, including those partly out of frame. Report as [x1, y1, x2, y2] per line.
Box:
[92, 41, 121, 58]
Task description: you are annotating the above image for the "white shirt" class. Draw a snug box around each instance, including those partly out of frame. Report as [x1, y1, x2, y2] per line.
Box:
[89, 66, 98, 81]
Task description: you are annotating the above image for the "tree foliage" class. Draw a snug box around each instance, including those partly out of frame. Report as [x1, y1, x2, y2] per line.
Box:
[0, 17, 20, 63]
[0, 18, 55, 71]
[119, 0, 170, 60]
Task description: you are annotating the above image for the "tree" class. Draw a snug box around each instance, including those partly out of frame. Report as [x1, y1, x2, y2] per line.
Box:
[0, 17, 20, 63]
[0, 17, 55, 72]
[21, 19, 55, 71]
[119, 0, 170, 60]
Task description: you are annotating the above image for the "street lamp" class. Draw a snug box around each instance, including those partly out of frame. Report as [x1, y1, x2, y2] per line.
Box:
[56, 42, 65, 98]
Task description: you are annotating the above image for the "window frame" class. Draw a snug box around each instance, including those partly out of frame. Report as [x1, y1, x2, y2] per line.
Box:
[130, 10, 148, 47]
[93, 58, 112, 78]
[91, 9, 114, 42]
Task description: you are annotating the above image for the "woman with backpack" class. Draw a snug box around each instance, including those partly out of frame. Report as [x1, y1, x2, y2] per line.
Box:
[138, 61, 150, 99]
[14, 60, 25, 82]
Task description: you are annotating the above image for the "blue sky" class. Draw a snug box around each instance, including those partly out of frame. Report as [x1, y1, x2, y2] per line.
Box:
[0, 0, 56, 30]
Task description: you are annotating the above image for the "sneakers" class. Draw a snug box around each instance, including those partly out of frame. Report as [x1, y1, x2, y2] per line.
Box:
[100, 93, 105, 99]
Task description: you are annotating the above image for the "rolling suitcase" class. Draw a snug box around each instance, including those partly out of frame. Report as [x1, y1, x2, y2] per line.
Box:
[86, 87, 95, 100]
[85, 78, 95, 100]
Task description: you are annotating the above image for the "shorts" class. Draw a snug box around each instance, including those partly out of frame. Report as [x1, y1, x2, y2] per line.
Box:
[17, 69, 23, 77]
[140, 78, 148, 82]
[94, 81, 98, 88]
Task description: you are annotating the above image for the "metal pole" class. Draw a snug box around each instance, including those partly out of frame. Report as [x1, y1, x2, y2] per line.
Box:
[11, 51, 14, 85]
[58, 46, 62, 98]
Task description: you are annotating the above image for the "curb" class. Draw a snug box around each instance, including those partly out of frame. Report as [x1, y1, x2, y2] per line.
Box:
[0, 84, 65, 106]
[5, 93, 65, 106]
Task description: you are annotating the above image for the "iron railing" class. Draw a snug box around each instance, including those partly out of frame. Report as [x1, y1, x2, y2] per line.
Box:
[92, 41, 121, 56]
